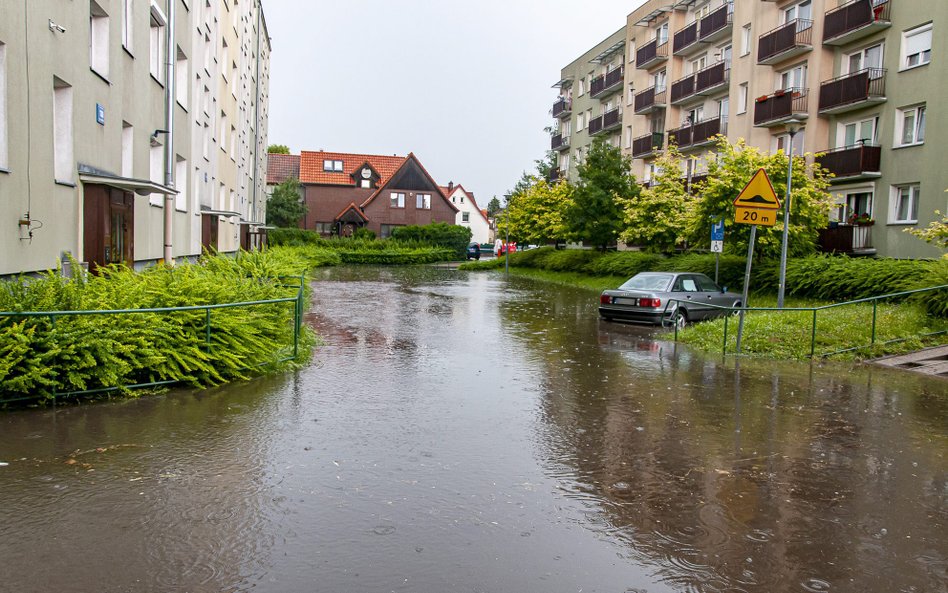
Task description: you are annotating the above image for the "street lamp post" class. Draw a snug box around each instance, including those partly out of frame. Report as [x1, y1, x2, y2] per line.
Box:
[776, 119, 802, 309]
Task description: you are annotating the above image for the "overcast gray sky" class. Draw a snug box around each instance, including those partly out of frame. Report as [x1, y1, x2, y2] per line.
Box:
[265, 0, 648, 203]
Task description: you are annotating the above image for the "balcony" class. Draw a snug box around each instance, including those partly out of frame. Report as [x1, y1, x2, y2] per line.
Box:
[698, 2, 733, 43]
[549, 168, 562, 183]
[673, 21, 699, 55]
[824, 0, 891, 46]
[551, 134, 571, 151]
[591, 67, 625, 99]
[670, 73, 696, 105]
[601, 108, 622, 133]
[636, 38, 669, 70]
[754, 88, 809, 127]
[695, 60, 729, 96]
[758, 19, 813, 65]
[634, 85, 667, 114]
[816, 143, 881, 182]
[818, 224, 875, 256]
[632, 132, 664, 158]
[552, 97, 572, 119]
[818, 68, 886, 114]
[588, 115, 603, 136]
[668, 115, 727, 150]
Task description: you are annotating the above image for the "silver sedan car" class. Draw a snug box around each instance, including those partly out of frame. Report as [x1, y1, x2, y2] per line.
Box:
[599, 272, 743, 329]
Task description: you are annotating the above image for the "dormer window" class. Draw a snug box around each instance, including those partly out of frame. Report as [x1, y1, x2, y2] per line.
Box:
[323, 159, 343, 172]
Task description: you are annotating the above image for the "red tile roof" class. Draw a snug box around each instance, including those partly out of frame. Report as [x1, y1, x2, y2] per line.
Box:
[266, 153, 300, 185]
[299, 150, 407, 186]
[443, 183, 489, 224]
[360, 153, 459, 213]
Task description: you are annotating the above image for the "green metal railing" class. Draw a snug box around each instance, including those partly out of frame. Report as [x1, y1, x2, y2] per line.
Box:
[0, 274, 307, 404]
[667, 284, 947, 358]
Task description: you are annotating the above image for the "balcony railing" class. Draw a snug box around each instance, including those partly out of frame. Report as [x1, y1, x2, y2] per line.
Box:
[632, 132, 664, 158]
[758, 19, 813, 64]
[552, 97, 572, 119]
[824, 0, 891, 45]
[754, 88, 809, 127]
[818, 68, 886, 114]
[670, 74, 696, 104]
[816, 143, 881, 181]
[637, 38, 669, 70]
[634, 85, 667, 114]
[551, 134, 571, 151]
[588, 115, 603, 136]
[818, 224, 874, 254]
[591, 67, 625, 98]
[673, 21, 699, 55]
[699, 2, 734, 43]
[601, 108, 621, 132]
[669, 115, 727, 149]
[695, 61, 729, 95]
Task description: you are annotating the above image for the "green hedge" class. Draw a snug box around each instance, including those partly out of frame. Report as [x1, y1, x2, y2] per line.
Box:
[390, 222, 472, 257]
[462, 247, 947, 316]
[0, 248, 317, 403]
[268, 226, 463, 262]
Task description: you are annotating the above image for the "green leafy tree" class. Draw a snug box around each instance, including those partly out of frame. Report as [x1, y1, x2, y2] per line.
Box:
[568, 138, 639, 250]
[266, 178, 306, 228]
[498, 179, 571, 245]
[622, 144, 689, 252]
[683, 137, 833, 258]
[486, 197, 502, 217]
[906, 206, 948, 257]
[267, 144, 290, 154]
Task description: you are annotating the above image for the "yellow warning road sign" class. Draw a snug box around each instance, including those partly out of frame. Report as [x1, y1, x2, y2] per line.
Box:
[733, 168, 781, 210]
[735, 206, 777, 227]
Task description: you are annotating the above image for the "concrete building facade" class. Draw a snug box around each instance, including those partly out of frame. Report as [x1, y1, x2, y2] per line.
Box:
[0, 0, 271, 277]
[552, 0, 945, 259]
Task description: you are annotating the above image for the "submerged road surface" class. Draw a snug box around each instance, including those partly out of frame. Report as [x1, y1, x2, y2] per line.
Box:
[0, 265, 945, 593]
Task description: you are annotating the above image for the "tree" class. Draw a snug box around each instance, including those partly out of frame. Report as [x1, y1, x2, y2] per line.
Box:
[622, 144, 689, 252]
[498, 179, 571, 245]
[486, 197, 501, 217]
[906, 207, 948, 256]
[267, 144, 290, 154]
[266, 178, 306, 228]
[682, 137, 833, 259]
[568, 138, 639, 250]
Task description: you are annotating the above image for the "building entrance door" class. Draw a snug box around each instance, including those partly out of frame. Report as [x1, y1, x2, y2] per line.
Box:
[83, 184, 135, 273]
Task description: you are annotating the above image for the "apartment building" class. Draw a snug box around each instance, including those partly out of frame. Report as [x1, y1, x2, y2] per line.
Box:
[553, 0, 944, 259]
[551, 27, 627, 183]
[0, 0, 271, 277]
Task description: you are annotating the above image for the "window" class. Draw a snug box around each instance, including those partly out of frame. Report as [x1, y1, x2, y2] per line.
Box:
[774, 129, 805, 155]
[149, 3, 166, 82]
[53, 78, 73, 183]
[784, 0, 812, 24]
[897, 105, 925, 146]
[175, 47, 188, 107]
[654, 69, 667, 91]
[839, 117, 877, 148]
[561, 153, 570, 172]
[89, 1, 110, 78]
[690, 55, 707, 74]
[625, 125, 633, 148]
[901, 24, 932, 70]
[741, 24, 751, 56]
[323, 159, 343, 172]
[738, 82, 748, 114]
[380, 224, 401, 238]
[314, 222, 334, 234]
[627, 84, 634, 105]
[121, 122, 133, 177]
[718, 97, 729, 121]
[202, 123, 209, 159]
[122, 0, 133, 51]
[778, 63, 807, 90]
[230, 125, 236, 159]
[462, 212, 470, 223]
[460, 196, 465, 203]
[0, 42, 7, 170]
[416, 193, 431, 209]
[628, 43, 635, 63]
[149, 142, 163, 205]
[230, 61, 237, 97]
[656, 22, 669, 45]
[219, 111, 228, 152]
[891, 184, 920, 223]
[846, 43, 883, 74]
[578, 78, 585, 96]
[577, 111, 584, 131]
[390, 192, 405, 208]
[175, 156, 187, 211]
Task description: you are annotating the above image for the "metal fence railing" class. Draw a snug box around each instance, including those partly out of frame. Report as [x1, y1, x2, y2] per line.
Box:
[665, 284, 947, 358]
[0, 274, 307, 404]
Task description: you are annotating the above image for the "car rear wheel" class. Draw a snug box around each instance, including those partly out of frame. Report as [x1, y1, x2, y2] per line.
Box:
[672, 309, 688, 330]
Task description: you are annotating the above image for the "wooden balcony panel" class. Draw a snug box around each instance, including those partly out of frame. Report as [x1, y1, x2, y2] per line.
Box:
[823, 0, 891, 45]
[670, 75, 696, 104]
[590, 75, 605, 97]
[818, 69, 886, 114]
[699, 3, 733, 43]
[818, 224, 874, 254]
[673, 21, 699, 55]
[816, 144, 881, 181]
[636, 38, 669, 70]
[753, 88, 809, 127]
[695, 61, 729, 95]
[634, 85, 667, 113]
[552, 98, 571, 118]
[588, 115, 604, 135]
[602, 108, 621, 131]
[758, 19, 813, 64]
[632, 132, 664, 158]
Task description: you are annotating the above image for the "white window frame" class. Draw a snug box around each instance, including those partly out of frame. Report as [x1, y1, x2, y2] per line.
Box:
[149, 2, 167, 83]
[844, 43, 884, 74]
[121, 122, 133, 177]
[175, 47, 188, 107]
[149, 142, 163, 205]
[53, 78, 74, 184]
[774, 129, 805, 155]
[737, 82, 748, 114]
[416, 193, 431, 210]
[900, 23, 932, 71]
[740, 24, 751, 57]
[461, 211, 470, 223]
[0, 42, 7, 170]
[890, 184, 920, 224]
[323, 159, 343, 172]
[122, 0, 134, 52]
[777, 63, 807, 91]
[895, 104, 925, 147]
[175, 156, 188, 211]
[390, 192, 405, 208]
[838, 116, 878, 149]
[89, 1, 110, 79]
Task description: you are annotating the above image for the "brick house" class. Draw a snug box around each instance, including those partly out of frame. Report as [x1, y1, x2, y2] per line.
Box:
[297, 151, 458, 237]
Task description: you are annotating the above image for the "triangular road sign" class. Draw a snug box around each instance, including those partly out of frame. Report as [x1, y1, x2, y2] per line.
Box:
[732, 168, 781, 210]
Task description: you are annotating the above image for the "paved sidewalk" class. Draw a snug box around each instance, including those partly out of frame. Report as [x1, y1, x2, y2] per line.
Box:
[872, 344, 948, 378]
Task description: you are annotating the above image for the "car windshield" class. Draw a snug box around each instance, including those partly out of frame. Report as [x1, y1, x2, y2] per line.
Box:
[618, 274, 672, 292]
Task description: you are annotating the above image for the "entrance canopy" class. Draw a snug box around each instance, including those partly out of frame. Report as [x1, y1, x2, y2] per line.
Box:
[78, 164, 177, 196]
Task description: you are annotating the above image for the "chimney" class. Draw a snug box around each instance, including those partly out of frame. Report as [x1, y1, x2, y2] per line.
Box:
[448, 181, 454, 191]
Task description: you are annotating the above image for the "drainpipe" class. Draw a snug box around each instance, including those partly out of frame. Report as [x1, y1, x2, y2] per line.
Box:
[163, 0, 176, 265]
[251, 0, 262, 231]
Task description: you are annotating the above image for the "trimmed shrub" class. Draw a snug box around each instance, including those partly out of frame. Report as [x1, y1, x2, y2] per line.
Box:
[391, 222, 472, 256]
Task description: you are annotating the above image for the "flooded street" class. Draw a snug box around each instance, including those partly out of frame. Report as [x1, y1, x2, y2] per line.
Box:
[0, 265, 945, 593]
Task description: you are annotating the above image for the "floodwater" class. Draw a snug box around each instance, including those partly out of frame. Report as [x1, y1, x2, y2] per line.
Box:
[0, 265, 945, 593]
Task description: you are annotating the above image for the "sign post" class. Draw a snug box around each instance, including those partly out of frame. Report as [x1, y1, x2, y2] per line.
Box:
[732, 168, 781, 354]
[710, 218, 724, 284]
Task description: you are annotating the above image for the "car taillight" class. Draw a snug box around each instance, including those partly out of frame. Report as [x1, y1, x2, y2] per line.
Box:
[600, 294, 611, 305]
[640, 298, 661, 308]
